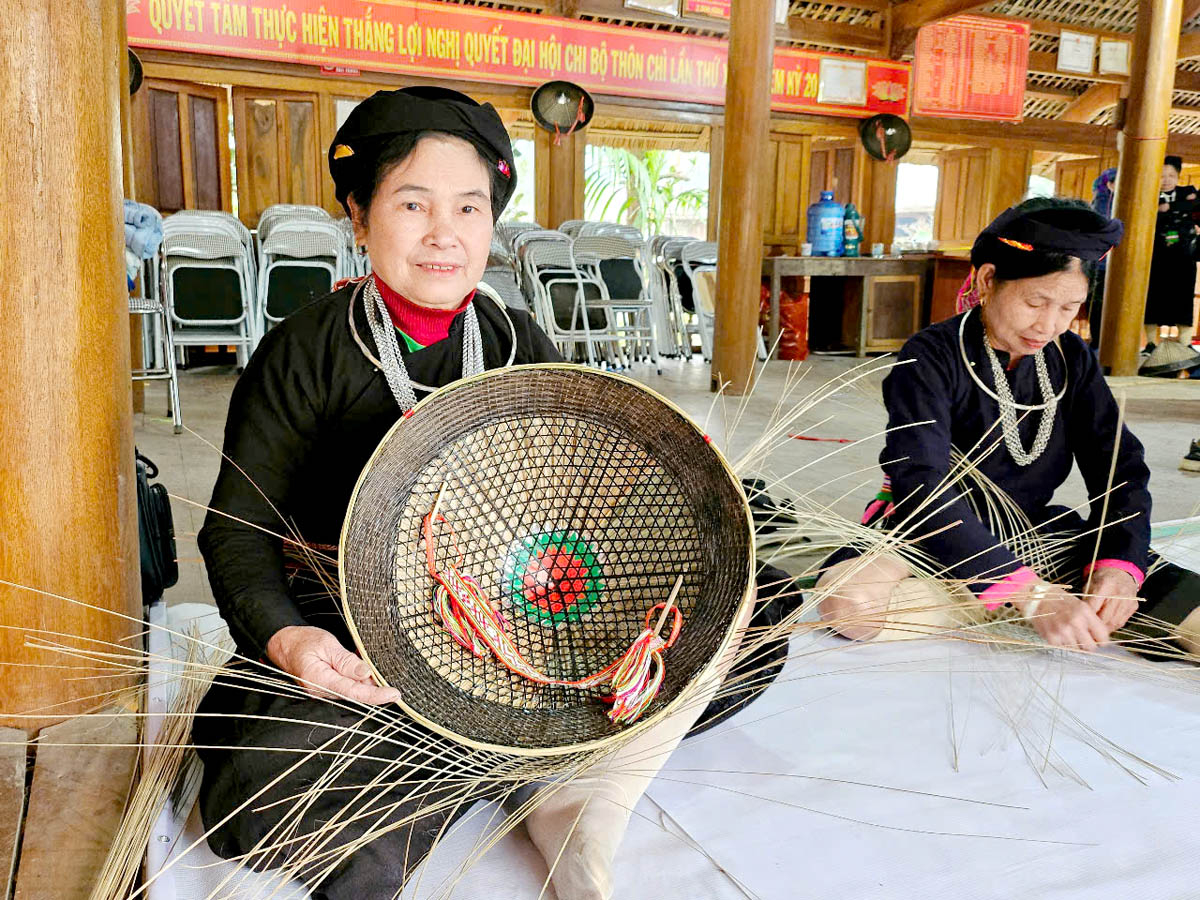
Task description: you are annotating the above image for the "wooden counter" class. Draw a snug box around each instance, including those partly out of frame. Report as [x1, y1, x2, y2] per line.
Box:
[762, 255, 931, 357]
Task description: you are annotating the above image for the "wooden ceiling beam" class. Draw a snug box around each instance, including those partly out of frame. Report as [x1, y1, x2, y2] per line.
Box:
[780, 17, 885, 53]
[572, 0, 885, 53]
[1025, 83, 1080, 101]
[1059, 82, 1121, 123]
[889, 0, 988, 57]
[1177, 30, 1200, 60]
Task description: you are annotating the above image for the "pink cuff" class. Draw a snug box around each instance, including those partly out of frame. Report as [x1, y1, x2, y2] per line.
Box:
[1082, 559, 1145, 589]
[981, 566, 1038, 610]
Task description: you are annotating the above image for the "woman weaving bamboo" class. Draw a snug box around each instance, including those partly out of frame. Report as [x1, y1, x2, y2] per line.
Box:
[818, 198, 1200, 654]
[194, 86, 789, 900]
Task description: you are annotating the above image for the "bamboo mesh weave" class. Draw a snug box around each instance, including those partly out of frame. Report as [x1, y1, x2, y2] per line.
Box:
[340, 366, 754, 754]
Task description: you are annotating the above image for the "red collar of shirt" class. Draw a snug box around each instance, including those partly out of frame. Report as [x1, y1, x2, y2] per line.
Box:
[374, 276, 475, 347]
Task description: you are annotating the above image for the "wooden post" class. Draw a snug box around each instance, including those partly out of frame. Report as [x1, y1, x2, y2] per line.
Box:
[862, 157, 899, 249]
[0, 0, 140, 729]
[711, 0, 775, 394]
[540, 129, 585, 230]
[120, 13, 146, 415]
[1100, 0, 1183, 375]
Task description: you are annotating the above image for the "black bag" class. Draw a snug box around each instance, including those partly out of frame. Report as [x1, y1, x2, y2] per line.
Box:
[136, 449, 178, 603]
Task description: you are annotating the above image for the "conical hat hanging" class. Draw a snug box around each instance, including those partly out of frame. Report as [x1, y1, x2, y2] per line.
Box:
[339, 365, 754, 755]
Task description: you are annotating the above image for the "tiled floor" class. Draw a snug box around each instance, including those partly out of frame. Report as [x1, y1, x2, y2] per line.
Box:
[133, 356, 1200, 608]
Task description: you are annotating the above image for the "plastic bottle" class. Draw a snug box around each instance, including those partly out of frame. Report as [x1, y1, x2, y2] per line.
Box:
[842, 203, 863, 257]
[807, 191, 845, 257]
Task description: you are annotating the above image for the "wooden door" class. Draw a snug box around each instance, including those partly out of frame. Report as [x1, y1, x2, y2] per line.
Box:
[131, 79, 231, 213]
[934, 148, 988, 243]
[1055, 157, 1101, 200]
[232, 88, 322, 226]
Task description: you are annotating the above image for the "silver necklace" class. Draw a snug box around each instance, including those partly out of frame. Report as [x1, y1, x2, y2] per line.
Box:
[362, 274, 485, 411]
[979, 321, 1057, 466]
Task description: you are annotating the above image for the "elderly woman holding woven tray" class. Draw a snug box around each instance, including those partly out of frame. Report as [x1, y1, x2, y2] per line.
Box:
[195, 86, 791, 900]
[817, 198, 1200, 656]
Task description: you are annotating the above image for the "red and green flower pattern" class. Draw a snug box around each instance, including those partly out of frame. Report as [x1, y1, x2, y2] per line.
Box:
[502, 531, 604, 626]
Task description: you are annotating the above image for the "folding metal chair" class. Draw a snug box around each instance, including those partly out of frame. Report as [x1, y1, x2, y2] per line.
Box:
[160, 212, 259, 368]
[523, 240, 611, 366]
[573, 234, 661, 373]
[255, 204, 331, 257]
[257, 220, 345, 329]
[130, 255, 183, 432]
[680, 241, 767, 363]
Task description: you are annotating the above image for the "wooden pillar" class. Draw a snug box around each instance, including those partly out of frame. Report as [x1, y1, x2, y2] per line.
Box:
[539, 129, 585, 230]
[707, 126, 724, 243]
[862, 157, 899, 249]
[1101, 0, 1183, 375]
[120, 15, 145, 415]
[710, 0, 775, 394]
[0, 0, 140, 729]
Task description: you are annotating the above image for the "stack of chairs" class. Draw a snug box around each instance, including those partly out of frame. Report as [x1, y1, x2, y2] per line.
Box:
[573, 234, 661, 374]
[646, 235, 691, 358]
[522, 237, 609, 367]
[479, 220, 764, 371]
[160, 210, 258, 369]
[482, 236, 525, 310]
[255, 204, 345, 332]
[335, 217, 370, 278]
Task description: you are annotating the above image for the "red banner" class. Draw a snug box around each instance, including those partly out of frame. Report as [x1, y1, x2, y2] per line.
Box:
[683, 0, 730, 18]
[127, 0, 909, 118]
[912, 15, 1029, 122]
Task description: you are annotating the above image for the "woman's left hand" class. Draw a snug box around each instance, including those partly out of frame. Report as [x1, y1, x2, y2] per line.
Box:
[1084, 568, 1140, 634]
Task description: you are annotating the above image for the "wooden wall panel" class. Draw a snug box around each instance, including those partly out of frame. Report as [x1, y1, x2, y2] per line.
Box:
[1055, 155, 1117, 201]
[189, 95, 221, 210]
[132, 79, 230, 215]
[285, 100, 318, 205]
[762, 135, 812, 255]
[240, 98, 279, 224]
[233, 88, 320, 225]
[833, 147, 855, 201]
[148, 88, 183, 212]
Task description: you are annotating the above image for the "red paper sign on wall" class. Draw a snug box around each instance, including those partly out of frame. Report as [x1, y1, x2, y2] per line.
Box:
[913, 15, 1030, 122]
[683, 0, 731, 18]
[127, 0, 909, 118]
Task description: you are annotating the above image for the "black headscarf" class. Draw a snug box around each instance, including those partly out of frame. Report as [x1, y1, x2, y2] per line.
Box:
[971, 199, 1124, 267]
[329, 86, 516, 220]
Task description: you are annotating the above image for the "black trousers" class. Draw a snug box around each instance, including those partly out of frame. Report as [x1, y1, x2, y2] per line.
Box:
[194, 669, 490, 899]
[193, 563, 800, 895]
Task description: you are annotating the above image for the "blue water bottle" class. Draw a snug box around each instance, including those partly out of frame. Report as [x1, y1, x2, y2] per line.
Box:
[807, 191, 845, 257]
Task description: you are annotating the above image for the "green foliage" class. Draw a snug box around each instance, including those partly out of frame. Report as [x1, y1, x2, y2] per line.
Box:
[584, 148, 707, 235]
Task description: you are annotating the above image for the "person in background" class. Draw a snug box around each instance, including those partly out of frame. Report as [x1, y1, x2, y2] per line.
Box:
[817, 198, 1200, 658]
[1086, 166, 1117, 348]
[1146, 156, 1199, 351]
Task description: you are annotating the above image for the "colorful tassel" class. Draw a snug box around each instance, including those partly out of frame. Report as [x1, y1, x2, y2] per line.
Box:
[423, 493, 684, 725]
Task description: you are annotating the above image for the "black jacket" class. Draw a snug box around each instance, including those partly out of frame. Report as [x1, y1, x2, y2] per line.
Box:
[198, 283, 562, 657]
[879, 310, 1152, 593]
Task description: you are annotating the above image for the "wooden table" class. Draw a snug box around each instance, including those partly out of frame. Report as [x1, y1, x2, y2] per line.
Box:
[762, 255, 931, 357]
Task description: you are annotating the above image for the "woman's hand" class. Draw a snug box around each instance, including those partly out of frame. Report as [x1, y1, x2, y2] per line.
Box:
[1083, 568, 1140, 634]
[266, 625, 401, 705]
[1014, 582, 1110, 651]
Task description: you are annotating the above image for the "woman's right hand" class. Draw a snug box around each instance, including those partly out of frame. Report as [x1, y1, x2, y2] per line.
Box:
[1014, 582, 1110, 651]
[266, 625, 401, 705]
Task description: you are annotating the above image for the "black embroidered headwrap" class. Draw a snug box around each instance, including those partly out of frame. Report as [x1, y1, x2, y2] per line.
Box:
[956, 199, 1124, 312]
[329, 86, 516, 220]
[970, 200, 1124, 267]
